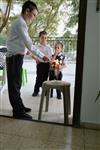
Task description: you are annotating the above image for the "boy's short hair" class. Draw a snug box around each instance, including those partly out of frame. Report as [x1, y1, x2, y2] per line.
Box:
[22, 1, 38, 14]
[55, 41, 63, 49]
[39, 31, 47, 37]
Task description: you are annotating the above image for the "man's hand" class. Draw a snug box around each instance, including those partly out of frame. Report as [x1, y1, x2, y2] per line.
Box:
[43, 56, 50, 62]
[36, 59, 40, 64]
[26, 50, 31, 55]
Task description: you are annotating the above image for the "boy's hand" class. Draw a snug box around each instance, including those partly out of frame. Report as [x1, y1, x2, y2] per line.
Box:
[55, 64, 59, 69]
[55, 64, 62, 69]
[43, 56, 50, 62]
[49, 59, 55, 65]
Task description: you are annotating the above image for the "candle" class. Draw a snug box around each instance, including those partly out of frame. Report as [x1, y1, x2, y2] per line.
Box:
[55, 59, 59, 68]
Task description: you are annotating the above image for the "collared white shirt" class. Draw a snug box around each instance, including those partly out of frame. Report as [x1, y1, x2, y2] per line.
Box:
[36, 43, 53, 60]
[6, 16, 44, 59]
[34, 43, 53, 63]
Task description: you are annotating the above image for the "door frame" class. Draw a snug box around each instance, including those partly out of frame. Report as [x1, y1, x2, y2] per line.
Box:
[0, 0, 88, 127]
[72, 0, 88, 127]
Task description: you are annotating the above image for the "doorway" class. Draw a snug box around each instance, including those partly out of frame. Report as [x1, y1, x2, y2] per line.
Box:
[0, 0, 87, 126]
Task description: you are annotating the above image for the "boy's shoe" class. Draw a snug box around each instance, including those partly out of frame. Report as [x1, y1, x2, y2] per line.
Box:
[50, 94, 53, 98]
[50, 89, 53, 98]
[57, 95, 62, 99]
[32, 92, 38, 96]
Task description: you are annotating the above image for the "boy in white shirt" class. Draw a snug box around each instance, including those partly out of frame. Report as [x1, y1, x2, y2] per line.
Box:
[32, 31, 53, 96]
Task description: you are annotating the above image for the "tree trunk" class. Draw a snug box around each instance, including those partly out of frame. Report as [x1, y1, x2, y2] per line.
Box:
[0, 0, 12, 33]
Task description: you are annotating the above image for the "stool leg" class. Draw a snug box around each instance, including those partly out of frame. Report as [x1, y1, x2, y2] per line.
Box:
[63, 86, 69, 125]
[38, 86, 46, 120]
[45, 88, 50, 112]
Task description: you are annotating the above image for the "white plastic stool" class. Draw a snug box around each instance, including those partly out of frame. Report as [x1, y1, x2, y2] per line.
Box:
[38, 80, 71, 125]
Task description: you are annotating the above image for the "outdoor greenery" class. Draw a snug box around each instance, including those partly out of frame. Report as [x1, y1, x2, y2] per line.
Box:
[63, 0, 79, 38]
[0, 34, 7, 45]
[0, 0, 79, 51]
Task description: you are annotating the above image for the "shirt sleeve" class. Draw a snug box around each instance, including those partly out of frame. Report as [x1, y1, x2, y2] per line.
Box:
[58, 54, 66, 65]
[62, 55, 66, 65]
[48, 45, 54, 58]
[50, 47, 54, 55]
[17, 21, 44, 59]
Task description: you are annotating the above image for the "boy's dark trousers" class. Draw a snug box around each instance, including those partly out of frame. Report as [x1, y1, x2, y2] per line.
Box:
[49, 70, 63, 98]
[6, 54, 25, 113]
[33, 62, 50, 94]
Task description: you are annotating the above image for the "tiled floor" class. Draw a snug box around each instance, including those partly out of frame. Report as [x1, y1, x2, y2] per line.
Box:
[0, 60, 75, 124]
[0, 117, 100, 150]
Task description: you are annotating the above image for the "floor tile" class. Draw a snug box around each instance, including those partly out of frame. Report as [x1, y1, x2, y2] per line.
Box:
[84, 148, 100, 150]
[0, 117, 100, 150]
[48, 126, 84, 147]
[45, 144, 84, 150]
[19, 137, 47, 150]
[0, 117, 26, 135]
[0, 133, 21, 150]
[84, 129, 100, 149]
[14, 121, 53, 139]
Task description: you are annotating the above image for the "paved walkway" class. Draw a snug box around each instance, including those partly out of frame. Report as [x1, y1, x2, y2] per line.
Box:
[0, 59, 76, 125]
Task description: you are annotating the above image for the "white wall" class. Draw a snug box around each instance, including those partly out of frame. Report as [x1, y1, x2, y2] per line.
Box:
[81, 0, 100, 124]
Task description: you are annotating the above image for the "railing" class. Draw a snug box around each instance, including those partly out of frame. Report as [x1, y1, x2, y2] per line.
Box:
[32, 37, 77, 61]
[0, 37, 77, 61]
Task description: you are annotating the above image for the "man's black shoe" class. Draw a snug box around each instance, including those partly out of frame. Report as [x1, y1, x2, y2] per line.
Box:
[13, 107, 31, 113]
[32, 92, 38, 96]
[13, 112, 32, 120]
[24, 107, 31, 112]
[50, 94, 53, 98]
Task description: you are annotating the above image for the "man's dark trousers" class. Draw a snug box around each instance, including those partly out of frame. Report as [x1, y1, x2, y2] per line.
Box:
[6, 54, 25, 113]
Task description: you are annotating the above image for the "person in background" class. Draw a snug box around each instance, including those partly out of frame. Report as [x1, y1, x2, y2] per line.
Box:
[6, 1, 49, 120]
[49, 41, 66, 99]
[32, 31, 53, 96]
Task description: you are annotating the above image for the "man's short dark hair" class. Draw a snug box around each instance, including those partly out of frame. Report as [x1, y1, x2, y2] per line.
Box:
[39, 31, 47, 37]
[22, 1, 38, 14]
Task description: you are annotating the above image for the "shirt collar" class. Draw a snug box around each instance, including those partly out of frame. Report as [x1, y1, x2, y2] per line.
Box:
[57, 52, 62, 56]
[38, 43, 47, 47]
[20, 16, 28, 28]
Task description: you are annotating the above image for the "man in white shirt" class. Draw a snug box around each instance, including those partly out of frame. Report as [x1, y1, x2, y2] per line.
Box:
[32, 31, 53, 96]
[6, 1, 49, 120]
